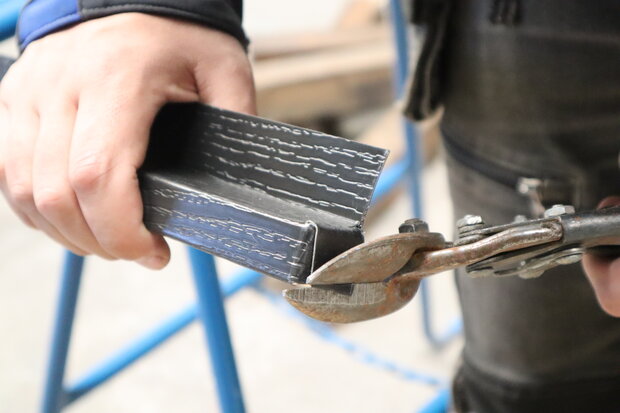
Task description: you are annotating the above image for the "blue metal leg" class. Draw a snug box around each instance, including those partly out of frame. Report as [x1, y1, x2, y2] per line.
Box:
[388, 0, 462, 350]
[188, 248, 246, 413]
[419, 282, 463, 349]
[417, 387, 451, 413]
[64, 268, 261, 404]
[0, 0, 21, 41]
[41, 251, 85, 413]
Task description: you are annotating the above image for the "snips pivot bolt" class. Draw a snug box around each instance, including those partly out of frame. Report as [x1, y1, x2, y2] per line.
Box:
[457, 214, 486, 234]
[399, 218, 429, 233]
[544, 204, 575, 218]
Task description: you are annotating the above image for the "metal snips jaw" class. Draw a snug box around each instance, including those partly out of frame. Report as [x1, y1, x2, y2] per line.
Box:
[284, 205, 620, 323]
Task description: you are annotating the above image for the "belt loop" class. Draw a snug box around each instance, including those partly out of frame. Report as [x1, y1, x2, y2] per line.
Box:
[490, 0, 521, 25]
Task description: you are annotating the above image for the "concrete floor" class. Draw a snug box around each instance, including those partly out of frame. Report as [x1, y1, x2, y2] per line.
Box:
[0, 2, 463, 411]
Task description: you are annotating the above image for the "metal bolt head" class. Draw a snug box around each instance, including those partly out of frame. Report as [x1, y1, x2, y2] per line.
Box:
[398, 218, 429, 233]
[456, 215, 484, 229]
[543, 204, 576, 218]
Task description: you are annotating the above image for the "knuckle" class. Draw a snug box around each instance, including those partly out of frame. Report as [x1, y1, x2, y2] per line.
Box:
[34, 186, 69, 215]
[69, 155, 112, 192]
[9, 181, 34, 208]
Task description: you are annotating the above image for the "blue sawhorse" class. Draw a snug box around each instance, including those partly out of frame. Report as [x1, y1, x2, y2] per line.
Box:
[41, 249, 258, 413]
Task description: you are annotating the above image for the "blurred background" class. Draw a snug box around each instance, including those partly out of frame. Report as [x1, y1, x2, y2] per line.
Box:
[0, 0, 463, 411]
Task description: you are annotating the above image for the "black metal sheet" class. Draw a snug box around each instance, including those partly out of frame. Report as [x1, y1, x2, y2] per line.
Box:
[142, 103, 388, 282]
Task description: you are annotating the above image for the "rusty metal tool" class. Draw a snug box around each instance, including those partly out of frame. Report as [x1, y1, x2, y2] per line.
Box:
[284, 204, 620, 323]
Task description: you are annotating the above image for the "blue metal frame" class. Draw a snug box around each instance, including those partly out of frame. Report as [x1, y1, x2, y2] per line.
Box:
[418, 388, 451, 413]
[39, 250, 261, 413]
[0, 0, 22, 40]
[0, 2, 456, 412]
[41, 252, 84, 413]
[388, 0, 462, 354]
[188, 249, 246, 413]
[64, 266, 261, 405]
[388, 1, 458, 410]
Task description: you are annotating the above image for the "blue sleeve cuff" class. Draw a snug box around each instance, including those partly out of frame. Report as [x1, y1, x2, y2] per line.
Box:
[18, 0, 80, 50]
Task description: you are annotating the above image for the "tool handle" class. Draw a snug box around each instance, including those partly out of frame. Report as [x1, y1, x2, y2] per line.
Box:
[560, 206, 620, 248]
[587, 245, 620, 258]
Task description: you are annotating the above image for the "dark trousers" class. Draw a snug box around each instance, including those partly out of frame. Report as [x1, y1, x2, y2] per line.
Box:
[437, 0, 620, 411]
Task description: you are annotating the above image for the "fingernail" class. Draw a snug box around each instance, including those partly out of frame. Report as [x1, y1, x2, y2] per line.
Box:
[136, 255, 167, 270]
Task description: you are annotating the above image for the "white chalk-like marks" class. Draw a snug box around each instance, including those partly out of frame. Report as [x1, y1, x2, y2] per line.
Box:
[152, 222, 300, 279]
[208, 112, 387, 168]
[146, 189, 313, 280]
[273, 156, 311, 168]
[147, 205, 310, 255]
[247, 150, 270, 159]
[210, 141, 245, 155]
[193, 108, 388, 220]
[193, 164, 368, 216]
[263, 186, 364, 215]
[151, 188, 304, 228]
[296, 154, 338, 168]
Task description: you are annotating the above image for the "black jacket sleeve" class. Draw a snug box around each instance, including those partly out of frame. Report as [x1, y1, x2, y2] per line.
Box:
[18, 0, 247, 51]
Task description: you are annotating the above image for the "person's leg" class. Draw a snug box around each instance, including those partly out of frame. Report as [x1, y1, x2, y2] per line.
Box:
[439, 0, 620, 411]
[446, 155, 620, 412]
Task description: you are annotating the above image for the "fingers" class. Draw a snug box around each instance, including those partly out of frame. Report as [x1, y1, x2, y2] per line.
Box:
[2, 101, 89, 255]
[69, 86, 170, 268]
[582, 254, 620, 316]
[596, 196, 620, 210]
[1, 74, 168, 266]
[0, 102, 34, 227]
[582, 196, 620, 317]
[0, 15, 258, 269]
[32, 98, 114, 259]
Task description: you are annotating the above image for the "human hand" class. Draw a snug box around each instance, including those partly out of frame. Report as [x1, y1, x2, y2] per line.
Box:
[582, 196, 620, 316]
[0, 13, 255, 269]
